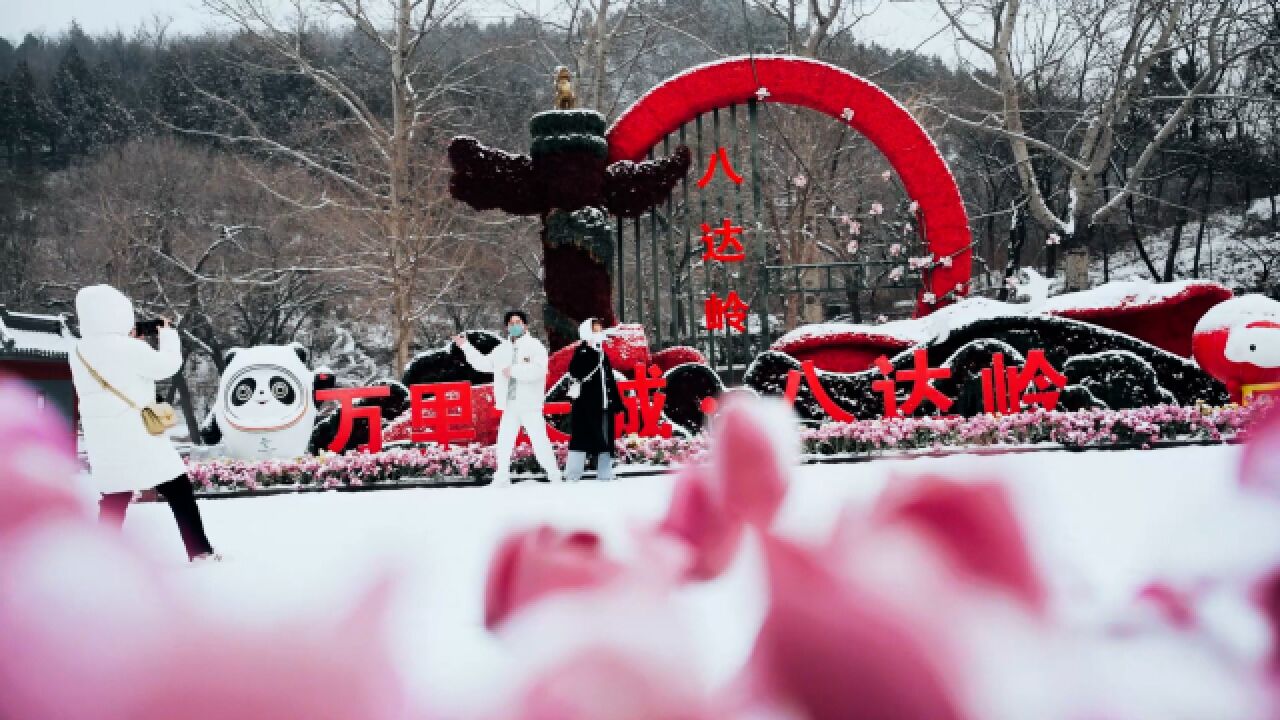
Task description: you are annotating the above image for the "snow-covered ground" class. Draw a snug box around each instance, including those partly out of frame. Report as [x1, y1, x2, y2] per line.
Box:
[1094, 197, 1280, 291]
[111, 443, 1272, 715]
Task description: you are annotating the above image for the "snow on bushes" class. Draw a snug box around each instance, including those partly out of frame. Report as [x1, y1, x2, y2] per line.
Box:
[749, 310, 1229, 423]
[402, 330, 502, 387]
[660, 363, 724, 433]
[1063, 351, 1176, 410]
[651, 345, 707, 372]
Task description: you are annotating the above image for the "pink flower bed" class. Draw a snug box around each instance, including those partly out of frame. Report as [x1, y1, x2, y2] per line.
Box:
[184, 404, 1264, 493]
[802, 402, 1261, 456]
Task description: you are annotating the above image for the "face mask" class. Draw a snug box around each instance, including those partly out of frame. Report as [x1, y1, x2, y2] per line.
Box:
[508, 325, 524, 338]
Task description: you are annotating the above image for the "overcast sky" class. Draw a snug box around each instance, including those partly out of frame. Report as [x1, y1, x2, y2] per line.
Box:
[3, 0, 966, 64]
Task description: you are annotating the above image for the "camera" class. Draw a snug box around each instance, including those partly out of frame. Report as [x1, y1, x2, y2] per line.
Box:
[134, 319, 164, 337]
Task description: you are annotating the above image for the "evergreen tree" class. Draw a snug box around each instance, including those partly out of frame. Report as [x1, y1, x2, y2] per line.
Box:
[0, 77, 13, 163]
[50, 45, 132, 157]
[0, 38, 15, 76]
[8, 61, 56, 164]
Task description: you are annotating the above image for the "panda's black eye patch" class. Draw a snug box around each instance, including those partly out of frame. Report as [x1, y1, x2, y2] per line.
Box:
[270, 376, 296, 405]
[231, 378, 256, 406]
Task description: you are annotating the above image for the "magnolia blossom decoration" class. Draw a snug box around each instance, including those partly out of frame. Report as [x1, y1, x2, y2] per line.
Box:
[889, 266, 905, 281]
[922, 292, 938, 304]
[1047, 233, 1062, 246]
[793, 175, 808, 188]
[908, 200, 919, 213]
[939, 255, 953, 268]
[881, 170, 892, 181]
[869, 202, 885, 216]
[848, 220, 862, 236]
[889, 243, 903, 257]
[841, 107, 855, 122]
[755, 86, 771, 100]
[846, 240, 859, 254]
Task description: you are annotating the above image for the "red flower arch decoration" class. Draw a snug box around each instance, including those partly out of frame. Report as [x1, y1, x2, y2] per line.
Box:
[606, 56, 971, 316]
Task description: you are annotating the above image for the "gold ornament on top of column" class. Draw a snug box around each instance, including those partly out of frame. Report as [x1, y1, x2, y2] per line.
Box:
[554, 66, 577, 110]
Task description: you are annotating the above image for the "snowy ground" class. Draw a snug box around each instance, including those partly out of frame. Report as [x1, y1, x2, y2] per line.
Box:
[1092, 197, 1280, 291]
[108, 443, 1270, 715]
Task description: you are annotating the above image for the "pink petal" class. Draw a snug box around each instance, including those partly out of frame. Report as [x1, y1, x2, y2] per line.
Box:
[657, 467, 745, 582]
[710, 398, 791, 528]
[518, 646, 712, 720]
[485, 526, 624, 629]
[874, 477, 1045, 612]
[0, 378, 82, 536]
[739, 536, 968, 720]
[1240, 404, 1280, 493]
[1255, 568, 1280, 676]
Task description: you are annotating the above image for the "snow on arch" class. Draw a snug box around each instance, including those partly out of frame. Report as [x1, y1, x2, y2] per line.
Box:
[605, 55, 972, 317]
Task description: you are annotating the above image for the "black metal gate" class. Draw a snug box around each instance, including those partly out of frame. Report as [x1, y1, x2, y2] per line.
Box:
[614, 101, 766, 384]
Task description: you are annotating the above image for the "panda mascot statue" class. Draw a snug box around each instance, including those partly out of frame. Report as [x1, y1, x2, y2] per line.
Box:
[201, 343, 317, 460]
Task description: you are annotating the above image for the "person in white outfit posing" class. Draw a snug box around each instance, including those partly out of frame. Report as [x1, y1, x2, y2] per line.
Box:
[453, 310, 563, 485]
[69, 284, 220, 563]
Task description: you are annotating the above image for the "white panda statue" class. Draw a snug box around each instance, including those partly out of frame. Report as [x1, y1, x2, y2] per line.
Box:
[211, 343, 316, 460]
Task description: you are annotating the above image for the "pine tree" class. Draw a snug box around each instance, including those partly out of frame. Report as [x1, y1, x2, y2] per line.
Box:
[8, 61, 56, 164]
[50, 46, 92, 156]
[0, 77, 13, 163]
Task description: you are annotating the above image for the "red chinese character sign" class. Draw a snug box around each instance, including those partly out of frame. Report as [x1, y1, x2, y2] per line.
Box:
[316, 386, 391, 454]
[323, 365, 688, 456]
[409, 382, 476, 445]
[616, 364, 673, 438]
[872, 350, 953, 417]
[701, 218, 746, 262]
[697, 147, 744, 188]
[782, 360, 854, 422]
[981, 350, 1067, 414]
[773, 348, 1068, 422]
[606, 55, 972, 316]
[705, 291, 749, 334]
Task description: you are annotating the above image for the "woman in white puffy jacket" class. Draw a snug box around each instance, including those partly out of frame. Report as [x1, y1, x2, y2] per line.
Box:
[70, 284, 219, 562]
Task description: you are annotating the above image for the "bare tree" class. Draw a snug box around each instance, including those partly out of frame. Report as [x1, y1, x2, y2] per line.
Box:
[33, 137, 347, 435]
[933, 0, 1265, 286]
[755, 0, 873, 57]
[178, 0, 473, 370]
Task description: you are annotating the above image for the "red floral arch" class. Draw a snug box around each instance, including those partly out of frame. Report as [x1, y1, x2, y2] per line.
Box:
[606, 56, 971, 316]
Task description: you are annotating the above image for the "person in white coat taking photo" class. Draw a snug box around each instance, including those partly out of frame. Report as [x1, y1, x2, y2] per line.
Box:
[70, 284, 220, 563]
[453, 310, 563, 485]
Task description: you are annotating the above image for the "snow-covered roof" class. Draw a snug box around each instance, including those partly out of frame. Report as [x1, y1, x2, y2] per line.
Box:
[0, 308, 75, 360]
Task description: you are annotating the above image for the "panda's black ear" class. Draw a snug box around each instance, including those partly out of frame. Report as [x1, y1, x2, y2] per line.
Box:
[223, 348, 242, 367]
[289, 342, 309, 365]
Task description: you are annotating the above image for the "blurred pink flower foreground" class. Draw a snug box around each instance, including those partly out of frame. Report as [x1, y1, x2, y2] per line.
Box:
[4, 375, 1280, 719]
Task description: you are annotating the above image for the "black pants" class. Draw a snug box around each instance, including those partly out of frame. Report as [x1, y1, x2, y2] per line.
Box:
[99, 474, 214, 561]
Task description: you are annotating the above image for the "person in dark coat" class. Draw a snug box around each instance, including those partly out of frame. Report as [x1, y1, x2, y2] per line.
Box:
[565, 318, 624, 482]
